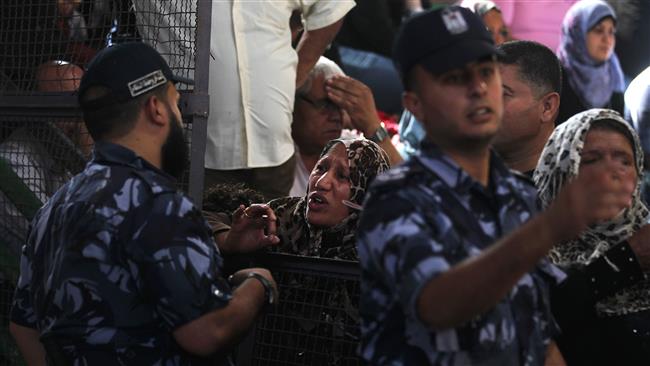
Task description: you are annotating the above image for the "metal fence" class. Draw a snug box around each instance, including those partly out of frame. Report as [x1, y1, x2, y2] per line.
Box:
[0, 1, 363, 365]
[236, 254, 362, 366]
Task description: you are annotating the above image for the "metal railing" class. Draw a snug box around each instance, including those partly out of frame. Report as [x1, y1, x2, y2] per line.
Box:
[236, 253, 362, 366]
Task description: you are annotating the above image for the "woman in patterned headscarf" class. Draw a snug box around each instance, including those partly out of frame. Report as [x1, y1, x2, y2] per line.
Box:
[556, 0, 626, 124]
[534, 108, 650, 364]
[462, 0, 511, 44]
[269, 138, 390, 261]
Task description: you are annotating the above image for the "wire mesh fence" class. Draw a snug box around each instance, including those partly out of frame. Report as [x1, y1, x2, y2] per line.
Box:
[237, 254, 362, 366]
[0, 114, 85, 366]
[0, 0, 196, 95]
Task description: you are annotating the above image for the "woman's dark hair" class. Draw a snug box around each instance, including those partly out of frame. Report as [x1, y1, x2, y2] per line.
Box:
[203, 183, 266, 215]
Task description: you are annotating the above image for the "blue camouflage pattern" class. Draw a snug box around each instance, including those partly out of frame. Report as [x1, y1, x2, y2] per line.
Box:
[358, 143, 564, 366]
[10, 142, 233, 365]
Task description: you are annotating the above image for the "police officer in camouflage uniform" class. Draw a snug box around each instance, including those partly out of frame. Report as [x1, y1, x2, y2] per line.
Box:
[357, 6, 636, 365]
[9, 42, 278, 365]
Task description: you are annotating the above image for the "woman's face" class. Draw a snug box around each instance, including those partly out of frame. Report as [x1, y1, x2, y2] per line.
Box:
[306, 143, 351, 228]
[579, 128, 637, 219]
[586, 17, 616, 64]
[482, 9, 510, 45]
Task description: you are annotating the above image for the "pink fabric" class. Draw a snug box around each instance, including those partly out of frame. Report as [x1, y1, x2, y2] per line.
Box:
[493, 0, 577, 51]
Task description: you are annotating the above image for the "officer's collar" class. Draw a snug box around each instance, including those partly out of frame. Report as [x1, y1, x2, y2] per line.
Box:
[416, 142, 512, 193]
[90, 141, 176, 182]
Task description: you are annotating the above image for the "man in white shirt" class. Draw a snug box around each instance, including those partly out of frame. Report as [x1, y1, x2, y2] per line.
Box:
[204, 1, 355, 199]
[135, 1, 355, 199]
[625, 66, 650, 160]
[290, 56, 404, 197]
[290, 57, 346, 196]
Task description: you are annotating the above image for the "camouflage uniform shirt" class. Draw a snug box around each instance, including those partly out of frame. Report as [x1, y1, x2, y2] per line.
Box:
[10, 142, 233, 365]
[358, 143, 563, 366]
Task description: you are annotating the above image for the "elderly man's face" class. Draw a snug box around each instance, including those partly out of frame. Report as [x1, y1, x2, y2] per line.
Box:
[292, 74, 343, 155]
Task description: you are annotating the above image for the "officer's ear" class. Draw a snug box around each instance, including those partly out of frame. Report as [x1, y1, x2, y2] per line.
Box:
[142, 86, 170, 128]
[403, 90, 424, 123]
[402, 67, 426, 122]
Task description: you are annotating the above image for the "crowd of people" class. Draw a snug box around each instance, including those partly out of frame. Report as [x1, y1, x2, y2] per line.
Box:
[3, 0, 650, 365]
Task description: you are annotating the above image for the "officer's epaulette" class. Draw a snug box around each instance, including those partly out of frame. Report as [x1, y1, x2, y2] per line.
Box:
[372, 162, 427, 192]
[509, 169, 535, 187]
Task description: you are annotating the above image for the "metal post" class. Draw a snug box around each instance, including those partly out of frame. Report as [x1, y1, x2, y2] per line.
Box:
[187, 0, 212, 206]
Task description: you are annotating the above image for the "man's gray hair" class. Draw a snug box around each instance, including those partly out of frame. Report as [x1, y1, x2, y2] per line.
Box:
[296, 56, 345, 95]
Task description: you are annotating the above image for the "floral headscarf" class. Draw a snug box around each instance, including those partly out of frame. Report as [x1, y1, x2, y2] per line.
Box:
[269, 138, 390, 260]
[558, 0, 625, 109]
[534, 108, 650, 315]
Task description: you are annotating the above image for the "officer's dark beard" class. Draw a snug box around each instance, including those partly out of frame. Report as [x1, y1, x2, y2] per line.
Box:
[161, 107, 189, 180]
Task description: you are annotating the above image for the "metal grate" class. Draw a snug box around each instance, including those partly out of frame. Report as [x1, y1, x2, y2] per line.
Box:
[0, 114, 193, 248]
[0, 0, 197, 95]
[238, 254, 362, 366]
[133, 0, 197, 88]
[0, 115, 87, 258]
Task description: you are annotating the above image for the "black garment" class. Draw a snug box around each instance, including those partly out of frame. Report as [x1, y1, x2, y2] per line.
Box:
[551, 241, 650, 365]
[607, 0, 650, 79]
[335, 0, 401, 58]
[557, 66, 625, 125]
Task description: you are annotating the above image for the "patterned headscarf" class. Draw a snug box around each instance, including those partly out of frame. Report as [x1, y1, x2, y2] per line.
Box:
[534, 108, 650, 316]
[558, 0, 625, 110]
[269, 138, 390, 260]
[462, 0, 500, 18]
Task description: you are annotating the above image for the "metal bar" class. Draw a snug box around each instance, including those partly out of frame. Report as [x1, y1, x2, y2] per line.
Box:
[251, 253, 361, 278]
[1, 93, 206, 118]
[187, 0, 212, 206]
[0, 95, 79, 115]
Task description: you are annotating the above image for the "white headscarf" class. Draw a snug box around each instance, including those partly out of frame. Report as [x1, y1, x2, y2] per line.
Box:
[534, 108, 650, 316]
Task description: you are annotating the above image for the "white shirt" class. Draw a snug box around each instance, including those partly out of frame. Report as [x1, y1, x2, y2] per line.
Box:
[625, 66, 650, 154]
[207, 0, 355, 170]
[289, 152, 311, 197]
[135, 0, 355, 170]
